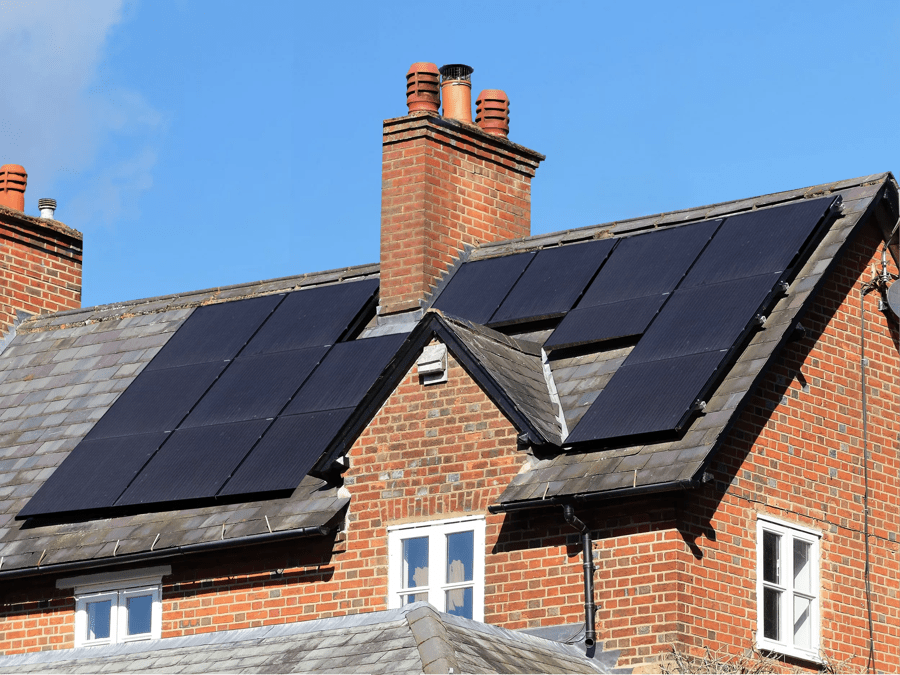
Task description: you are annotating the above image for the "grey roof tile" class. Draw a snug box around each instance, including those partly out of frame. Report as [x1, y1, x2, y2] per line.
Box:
[497, 174, 893, 504]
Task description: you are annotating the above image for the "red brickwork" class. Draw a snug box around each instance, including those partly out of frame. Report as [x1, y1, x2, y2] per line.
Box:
[379, 113, 543, 315]
[0, 576, 73, 652]
[670, 224, 900, 672]
[2, 227, 899, 672]
[0, 207, 82, 333]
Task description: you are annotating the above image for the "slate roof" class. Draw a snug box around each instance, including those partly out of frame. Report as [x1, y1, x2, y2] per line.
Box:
[0, 603, 612, 674]
[486, 173, 898, 507]
[430, 315, 564, 444]
[0, 266, 378, 576]
[0, 173, 894, 576]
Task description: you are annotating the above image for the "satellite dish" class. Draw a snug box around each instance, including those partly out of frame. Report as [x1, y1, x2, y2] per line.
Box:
[887, 281, 900, 317]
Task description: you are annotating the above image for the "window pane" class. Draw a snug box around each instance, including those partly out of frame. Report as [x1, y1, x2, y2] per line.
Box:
[446, 586, 473, 619]
[87, 600, 112, 641]
[793, 595, 812, 650]
[402, 592, 429, 605]
[127, 594, 153, 635]
[763, 531, 780, 584]
[447, 531, 474, 583]
[763, 587, 780, 641]
[402, 537, 429, 589]
[793, 539, 811, 594]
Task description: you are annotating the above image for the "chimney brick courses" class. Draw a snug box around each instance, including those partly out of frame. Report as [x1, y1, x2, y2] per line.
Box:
[379, 112, 544, 316]
[0, 166, 82, 334]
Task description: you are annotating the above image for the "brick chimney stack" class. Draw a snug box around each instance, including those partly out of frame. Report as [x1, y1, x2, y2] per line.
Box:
[0, 164, 82, 334]
[379, 63, 545, 318]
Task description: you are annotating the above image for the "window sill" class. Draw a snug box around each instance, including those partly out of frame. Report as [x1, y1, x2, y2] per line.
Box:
[757, 640, 822, 665]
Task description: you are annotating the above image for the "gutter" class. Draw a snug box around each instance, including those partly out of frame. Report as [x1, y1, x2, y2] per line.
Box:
[487, 477, 697, 514]
[0, 525, 331, 582]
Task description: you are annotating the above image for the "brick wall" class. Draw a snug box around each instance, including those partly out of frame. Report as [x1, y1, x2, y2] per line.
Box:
[668, 223, 900, 672]
[2, 225, 899, 672]
[161, 354, 526, 634]
[0, 206, 82, 333]
[0, 354, 604, 653]
[379, 113, 543, 315]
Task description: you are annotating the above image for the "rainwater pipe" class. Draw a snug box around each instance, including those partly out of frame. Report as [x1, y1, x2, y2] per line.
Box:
[562, 504, 597, 648]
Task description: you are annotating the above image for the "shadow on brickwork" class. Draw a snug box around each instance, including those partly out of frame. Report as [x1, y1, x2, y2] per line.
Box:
[165, 532, 338, 605]
[677, 225, 892, 557]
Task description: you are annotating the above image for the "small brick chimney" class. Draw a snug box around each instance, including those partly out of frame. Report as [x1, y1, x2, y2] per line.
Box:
[0, 164, 83, 334]
[380, 63, 545, 317]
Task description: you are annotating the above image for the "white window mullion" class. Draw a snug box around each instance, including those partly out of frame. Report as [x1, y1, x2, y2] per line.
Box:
[431, 529, 447, 611]
[780, 535, 790, 649]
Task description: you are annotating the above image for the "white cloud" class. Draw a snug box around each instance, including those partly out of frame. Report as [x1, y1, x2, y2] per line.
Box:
[0, 0, 160, 227]
[66, 146, 156, 230]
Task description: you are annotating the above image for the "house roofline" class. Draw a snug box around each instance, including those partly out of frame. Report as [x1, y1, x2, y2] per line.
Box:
[488, 477, 700, 514]
[0, 524, 333, 582]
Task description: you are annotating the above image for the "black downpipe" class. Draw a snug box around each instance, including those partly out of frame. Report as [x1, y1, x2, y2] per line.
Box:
[562, 504, 596, 648]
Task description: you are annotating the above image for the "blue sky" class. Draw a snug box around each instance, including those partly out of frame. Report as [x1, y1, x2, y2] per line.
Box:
[1, 0, 899, 307]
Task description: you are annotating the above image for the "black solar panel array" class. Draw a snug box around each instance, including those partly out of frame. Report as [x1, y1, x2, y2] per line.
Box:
[546, 295, 667, 348]
[117, 419, 272, 506]
[145, 295, 282, 371]
[547, 220, 720, 349]
[490, 239, 615, 325]
[20, 279, 389, 518]
[20, 195, 839, 517]
[220, 408, 356, 496]
[18, 432, 168, 517]
[433, 252, 534, 324]
[568, 197, 836, 443]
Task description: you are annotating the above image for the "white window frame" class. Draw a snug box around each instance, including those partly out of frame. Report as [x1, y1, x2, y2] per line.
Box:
[387, 516, 485, 621]
[756, 514, 821, 662]
[59, 566, 168, 648]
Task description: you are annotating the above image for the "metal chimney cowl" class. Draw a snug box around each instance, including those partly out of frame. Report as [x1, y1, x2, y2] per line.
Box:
[439, 64, 474, 123]
[38, 198, 57, 220]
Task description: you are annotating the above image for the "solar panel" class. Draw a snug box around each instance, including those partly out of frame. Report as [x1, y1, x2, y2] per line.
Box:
[627, 273, 781, 365]
[579, 219, 720, 308]
[489, 239, 615, 325]
[146, 295, 282, 371]
[85, 361, 226, 440]
[17, 432, 168, 518]
[681, 197, 835, 289]
[285, 333, 406, 415]
[565, 350, 723, 442]
[432, 252, 534, 324]
[218, 408, 355, 496]
[545, 294, 666, 349]
[180, 346, 328, 428]
[115, 419, 272, 507]
[242, 279, 378, 356]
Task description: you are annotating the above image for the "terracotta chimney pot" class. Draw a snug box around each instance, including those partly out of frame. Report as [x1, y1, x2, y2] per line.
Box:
[406, 62, 441, 113]
[475, 89, 510, 137]
[439, 64, 474, 123]
[0, 164, 27, 212]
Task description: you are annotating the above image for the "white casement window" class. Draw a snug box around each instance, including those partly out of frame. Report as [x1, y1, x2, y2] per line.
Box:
[756, 515, 821, 662]
[57, 566, 168, 648]
[387, 516, 485, 621]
